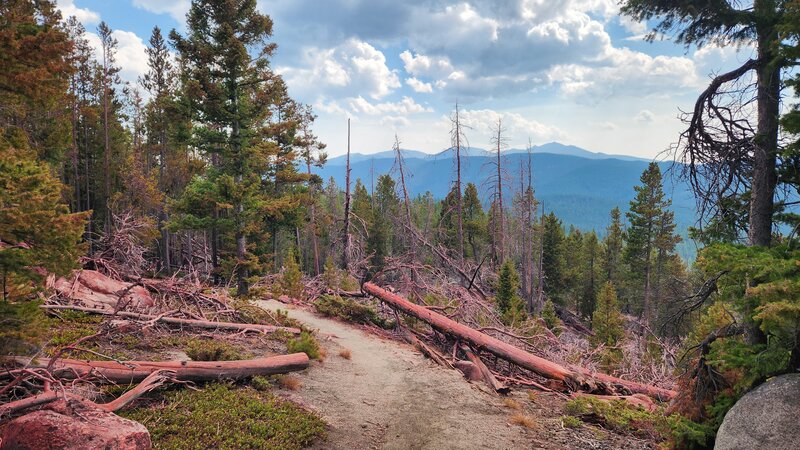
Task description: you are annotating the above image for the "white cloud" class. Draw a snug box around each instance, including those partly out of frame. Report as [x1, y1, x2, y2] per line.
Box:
[348, 96, 432, 116]
[453, 109, 566, 144]
[635, 109, 656, 123]
[85, 29, 149, 85]
[405, 77, 433, 93]
[132, 0, 190, 23]
[281, 39, 400, 101]
[548, 47, 700, 101]
[55, 0, 100, 25]
[399, 51, 454, 78]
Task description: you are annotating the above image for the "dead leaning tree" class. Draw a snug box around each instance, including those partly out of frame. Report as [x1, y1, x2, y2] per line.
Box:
[363, 282, 676, 401]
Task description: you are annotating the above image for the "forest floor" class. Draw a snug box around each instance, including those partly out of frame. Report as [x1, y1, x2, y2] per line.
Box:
[256, 300, 658, 450]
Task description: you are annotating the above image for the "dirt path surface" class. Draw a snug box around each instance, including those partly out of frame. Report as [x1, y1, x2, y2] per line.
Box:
[257, 300, 531, 450]
[256, 300, 656, 450]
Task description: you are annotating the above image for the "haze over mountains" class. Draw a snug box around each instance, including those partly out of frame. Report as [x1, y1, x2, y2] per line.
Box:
[315, 142, 699, 260]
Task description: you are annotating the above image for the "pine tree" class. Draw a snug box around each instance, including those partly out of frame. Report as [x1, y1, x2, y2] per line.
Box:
[601, 207, 625, 286]
[0, 141, 87, 301]
[591, 282, 624, 348]
[541, 212, 565, 304]
[463, 182, 487, 260]
[367, 175, 398, 275]
[495, 260, 526, 325]
[579, 231, 601, 320]
[0, 0, 73, 163]
[623, 163, 680, 322]
[171, 0, 304, 295]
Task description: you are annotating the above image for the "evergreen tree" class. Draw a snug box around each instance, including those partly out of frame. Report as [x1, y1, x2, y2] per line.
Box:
[579, 231, 601, 320]
[463, 183, 487, 260]
[171, 0, 305, 295]
[601, 207, 625, 287]
[0, 0, 73, 163]
[591, 282, 624, 348]
[623, 163, 680, 322]
[541, 212, 565, 304]
[495, 260, 526, 325]
[562, 226, 584, 311]
[1, 140, 87, 301]
[366, 175, 398, 275]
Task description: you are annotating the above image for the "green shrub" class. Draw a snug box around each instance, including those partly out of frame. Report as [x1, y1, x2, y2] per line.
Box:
[120, 383, 326, 449]
[250, 375, 272, 391]
[185, 339, 246, 361]
[287, 331, 322, 360]
[541, 300, 561, 335]
[314, 295, 391, 328]
[561, 415, 582, 428]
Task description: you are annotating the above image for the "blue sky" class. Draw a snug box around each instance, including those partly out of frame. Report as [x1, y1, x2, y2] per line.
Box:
[56, 0, 760, 159]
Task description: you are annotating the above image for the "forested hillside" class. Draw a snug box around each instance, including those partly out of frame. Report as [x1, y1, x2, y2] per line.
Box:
[1, 0, 799, 449]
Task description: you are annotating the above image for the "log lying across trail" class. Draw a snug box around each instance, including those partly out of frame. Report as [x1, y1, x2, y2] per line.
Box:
[363, 282, 676, 401]
[41, 304, 302, 334]
[7, 353, 310, 384]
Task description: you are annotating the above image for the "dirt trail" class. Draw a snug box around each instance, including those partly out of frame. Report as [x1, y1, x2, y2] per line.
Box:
[256, 300, 529, 450]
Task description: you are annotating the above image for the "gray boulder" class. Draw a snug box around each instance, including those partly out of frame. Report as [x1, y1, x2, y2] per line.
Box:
[715, 373, 800, 450]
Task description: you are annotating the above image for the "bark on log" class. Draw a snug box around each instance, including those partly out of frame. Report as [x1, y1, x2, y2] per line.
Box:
[6, 354, 310, 384]
[363, 282, 675, 401]
[0, 370, 176, 417]
[47, 270, 154, 311]
[462, 347, 510, 394]
[40, 304, 301, 334]
[403, 333, 453, 369]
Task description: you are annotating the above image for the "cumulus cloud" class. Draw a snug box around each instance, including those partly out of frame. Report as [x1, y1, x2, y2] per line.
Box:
[348, 96, 432, 116]
[453, 109, 566, 143]
[280, 39, 400, 100]
[635, 109, 656, 123]
[405, 77, 433, 93]
[85, 29, 149, 85]
[548, 47, 700, 101]
[55, 0, 100, 25]
[132, 0, 190, 23]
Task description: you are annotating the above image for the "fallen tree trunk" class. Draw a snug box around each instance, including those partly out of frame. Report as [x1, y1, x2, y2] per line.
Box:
[40, 304, 301, 334]
[403, 333, 454, 369]
[0, 370, 176, 417]
[462, 347, 510, 394]
[363, 282, 676, 401]
[6, 354, 310, 384]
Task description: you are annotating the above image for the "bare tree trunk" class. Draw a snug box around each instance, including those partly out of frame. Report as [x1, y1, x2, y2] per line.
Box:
[749, 20, 780, 248]
[342, 118, 352, 269]
[493, 119, 505, 264]
[452, 103, 465, 261]
[102, 46, 112, 236]
[306, 156, 321, 275]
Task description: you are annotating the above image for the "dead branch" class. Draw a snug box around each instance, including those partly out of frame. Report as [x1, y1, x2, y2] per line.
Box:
[40, 304, 301, 334]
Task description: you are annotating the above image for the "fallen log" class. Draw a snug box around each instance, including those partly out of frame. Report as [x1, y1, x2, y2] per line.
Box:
[6, 353, 310, 384]
[363, 282, 676, 401]
[0, 370, 176, 417]
[47, 270, 154, 311]
[462, 347, 510, 394]
[403, 333, 454, 369]
[40, 304, 301, 334]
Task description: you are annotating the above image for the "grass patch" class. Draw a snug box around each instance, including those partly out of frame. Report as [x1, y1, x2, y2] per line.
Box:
[276, 375, 301, 390]
[503, 398, 523, 410]
[510, 412, 536, 429]
[287, 332, 322, 360]
[185, 339, 248, 361]
[338, 348, 351, 360]
[527, 391, 538, 402]
[564, 396, 671, 441]
[313, 295, 392, 328]
[561, 415, 582, 428]
[250, 375, 272, 391]
[120, 383, 324, 449]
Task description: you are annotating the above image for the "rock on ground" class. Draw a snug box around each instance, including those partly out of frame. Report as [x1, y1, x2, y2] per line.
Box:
[0, 398, 151, 450]
[715, 373, 800, 450]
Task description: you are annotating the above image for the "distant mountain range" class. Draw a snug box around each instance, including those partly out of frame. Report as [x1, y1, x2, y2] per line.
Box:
[316, 142, 699, 260]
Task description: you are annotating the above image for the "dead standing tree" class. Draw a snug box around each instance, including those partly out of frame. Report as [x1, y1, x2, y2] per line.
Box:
[450, 103, 468, 261]
[486, 118, 508, 266]
[341, 118, 353, 270]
